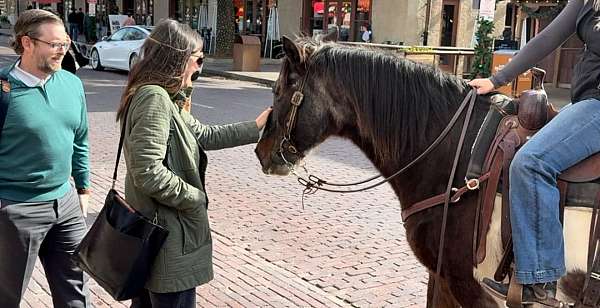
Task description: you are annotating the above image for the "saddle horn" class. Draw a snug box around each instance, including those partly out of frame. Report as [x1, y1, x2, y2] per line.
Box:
[517, 68, 551, 130]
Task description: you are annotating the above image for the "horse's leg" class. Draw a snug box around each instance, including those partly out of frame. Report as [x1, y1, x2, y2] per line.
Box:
[426, 273, 461, 308]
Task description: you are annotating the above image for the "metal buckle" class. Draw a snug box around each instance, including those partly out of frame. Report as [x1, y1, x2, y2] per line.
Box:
[291, 91, 304, 106]
[288, 144, 298, 154]
[466, 179, 480, 190]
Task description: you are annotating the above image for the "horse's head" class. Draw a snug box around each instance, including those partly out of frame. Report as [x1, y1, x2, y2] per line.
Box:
[255, 32, 344, 175]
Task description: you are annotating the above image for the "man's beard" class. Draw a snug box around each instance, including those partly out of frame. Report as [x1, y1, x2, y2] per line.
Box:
[37, 54, 63, 74]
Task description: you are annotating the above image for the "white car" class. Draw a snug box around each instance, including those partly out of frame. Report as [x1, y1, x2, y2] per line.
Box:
[90, 26, 153, 71]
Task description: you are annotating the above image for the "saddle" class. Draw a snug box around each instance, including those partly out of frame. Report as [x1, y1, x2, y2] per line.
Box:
[467, 68, 600, 307]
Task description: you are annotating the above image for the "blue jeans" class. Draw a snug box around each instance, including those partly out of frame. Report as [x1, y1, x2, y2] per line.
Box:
[510, 98, 600, 284]
[69, 24, 79, 42]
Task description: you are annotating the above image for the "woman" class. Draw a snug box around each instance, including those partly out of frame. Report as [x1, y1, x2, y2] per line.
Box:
[469, 0, 600, 304]
[115, 20, 271, 307]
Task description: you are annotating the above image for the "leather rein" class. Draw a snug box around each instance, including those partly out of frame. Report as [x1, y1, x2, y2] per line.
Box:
[278, 66, 485, 218]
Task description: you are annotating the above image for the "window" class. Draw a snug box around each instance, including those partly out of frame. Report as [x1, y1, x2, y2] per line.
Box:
[110, 28, 128, 41]
[127, 29, 146, 40]
[305, 0, 371, 42]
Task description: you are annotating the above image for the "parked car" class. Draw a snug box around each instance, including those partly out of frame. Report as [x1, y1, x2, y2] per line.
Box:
[90, 26, 153, 71]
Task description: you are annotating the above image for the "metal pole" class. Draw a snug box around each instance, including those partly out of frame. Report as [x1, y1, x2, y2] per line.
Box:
[423, 0, 432, 45]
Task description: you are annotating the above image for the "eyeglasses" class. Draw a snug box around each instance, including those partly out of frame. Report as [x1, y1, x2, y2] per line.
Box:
[30, 37, 70, 50]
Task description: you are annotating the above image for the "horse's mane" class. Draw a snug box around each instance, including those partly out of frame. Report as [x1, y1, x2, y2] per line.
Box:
[305, 41, 471, 164]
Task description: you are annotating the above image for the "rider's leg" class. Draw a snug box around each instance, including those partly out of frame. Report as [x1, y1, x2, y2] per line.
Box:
[484, 98, 600, 304]
[509, 98, 600, 286]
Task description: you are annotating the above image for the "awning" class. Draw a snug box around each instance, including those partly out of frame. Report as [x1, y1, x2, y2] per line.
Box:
[313, 2, 324, 14]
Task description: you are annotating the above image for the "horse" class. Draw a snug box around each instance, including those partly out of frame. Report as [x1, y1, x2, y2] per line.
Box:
[254, 34, 592, 307]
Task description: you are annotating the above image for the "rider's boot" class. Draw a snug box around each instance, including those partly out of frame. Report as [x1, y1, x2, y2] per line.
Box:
[482, 278, 566, 307]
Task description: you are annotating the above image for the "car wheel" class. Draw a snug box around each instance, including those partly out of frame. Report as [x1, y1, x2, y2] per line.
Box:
[129, 53, 139, 71]
[90, 49, 104, 71]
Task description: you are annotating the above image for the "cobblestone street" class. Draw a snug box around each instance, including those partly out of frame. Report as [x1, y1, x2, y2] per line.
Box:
[0, 48, 428, 307]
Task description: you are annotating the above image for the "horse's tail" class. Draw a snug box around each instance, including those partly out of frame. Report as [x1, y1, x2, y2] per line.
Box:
[560, 270, 586, 301]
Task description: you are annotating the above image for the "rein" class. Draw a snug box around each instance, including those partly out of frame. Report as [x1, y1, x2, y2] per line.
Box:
[280, 84, 480, 195]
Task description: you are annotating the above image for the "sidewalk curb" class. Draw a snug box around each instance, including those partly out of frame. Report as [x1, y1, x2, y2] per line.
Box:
[203, 68, 276, 87]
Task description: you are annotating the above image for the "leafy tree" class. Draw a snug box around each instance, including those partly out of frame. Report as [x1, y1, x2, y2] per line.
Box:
[215, 0, 235, 57]
[471, 18, 494, 78]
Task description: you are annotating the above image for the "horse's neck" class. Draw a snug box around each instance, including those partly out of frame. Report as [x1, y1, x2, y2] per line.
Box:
[348, 94, 488, 208]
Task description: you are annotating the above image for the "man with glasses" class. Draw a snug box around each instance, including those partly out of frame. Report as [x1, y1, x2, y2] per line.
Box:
[0, 9, 90, 308]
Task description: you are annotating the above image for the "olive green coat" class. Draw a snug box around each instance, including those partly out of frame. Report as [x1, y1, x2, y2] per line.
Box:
[122, 85, 259, 293]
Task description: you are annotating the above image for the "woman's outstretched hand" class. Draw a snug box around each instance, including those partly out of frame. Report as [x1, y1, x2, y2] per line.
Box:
[468, 78, 495, 95]
[256, 107, 272, 130]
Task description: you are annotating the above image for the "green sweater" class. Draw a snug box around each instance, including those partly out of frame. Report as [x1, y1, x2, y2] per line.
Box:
[0, 64, 89, 202]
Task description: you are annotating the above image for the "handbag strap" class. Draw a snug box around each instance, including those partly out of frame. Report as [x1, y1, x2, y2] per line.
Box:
[112, 98, 174, 189]
[112, 105, 129, 189]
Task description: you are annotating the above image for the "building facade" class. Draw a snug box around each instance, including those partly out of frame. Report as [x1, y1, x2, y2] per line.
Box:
[277, 0, 509, 47]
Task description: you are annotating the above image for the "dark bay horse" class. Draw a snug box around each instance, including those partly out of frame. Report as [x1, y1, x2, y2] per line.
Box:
[254, 35, 588, 307]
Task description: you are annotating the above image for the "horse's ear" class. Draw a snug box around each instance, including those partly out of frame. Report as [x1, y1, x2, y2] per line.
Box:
[282, 36, 302, 65]
[319, 27, 339, 43]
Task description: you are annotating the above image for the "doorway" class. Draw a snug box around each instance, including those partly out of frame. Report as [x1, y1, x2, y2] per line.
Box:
[439, 0, 459, 72]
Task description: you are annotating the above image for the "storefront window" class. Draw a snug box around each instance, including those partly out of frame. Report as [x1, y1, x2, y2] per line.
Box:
[134, 0, 153, 25]
[234, 0, 274, 39]
[305, 0, 370, 42]
[175, 0, 203, 30]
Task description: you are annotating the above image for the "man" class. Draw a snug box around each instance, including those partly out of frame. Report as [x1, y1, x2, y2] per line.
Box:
[68, 8, 78, 42]
[76, 8, 85, 40]
[123, 13, 136, 26]
[0, 9, 90, 308]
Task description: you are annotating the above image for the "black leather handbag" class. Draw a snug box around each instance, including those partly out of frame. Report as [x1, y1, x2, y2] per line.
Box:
[73, 106, 169, 301]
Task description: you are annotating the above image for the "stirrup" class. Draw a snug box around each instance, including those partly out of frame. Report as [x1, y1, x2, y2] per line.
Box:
[484, 274, 569, 308]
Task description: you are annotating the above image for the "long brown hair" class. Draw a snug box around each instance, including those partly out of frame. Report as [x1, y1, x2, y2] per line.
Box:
[116, 19, 202, 122]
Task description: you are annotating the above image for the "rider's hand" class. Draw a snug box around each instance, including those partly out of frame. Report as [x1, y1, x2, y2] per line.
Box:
[468, 78, 495, 95]
[255, 107, 272, 130]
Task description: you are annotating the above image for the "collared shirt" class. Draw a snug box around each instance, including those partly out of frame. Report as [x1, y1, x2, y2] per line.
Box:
[9, 60, 51, 87]
[0, 62, 89, 202]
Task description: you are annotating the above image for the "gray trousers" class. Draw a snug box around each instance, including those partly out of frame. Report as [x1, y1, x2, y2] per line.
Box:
[0, 187, 90, 308]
